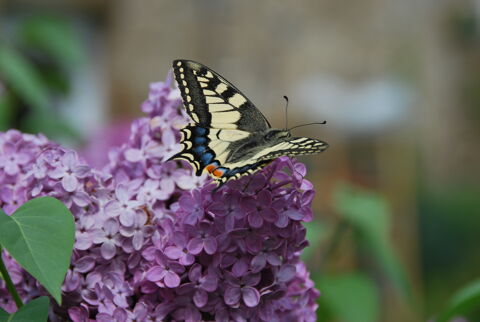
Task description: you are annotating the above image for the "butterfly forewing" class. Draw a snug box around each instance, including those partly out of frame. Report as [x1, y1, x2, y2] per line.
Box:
[173, 60, 271, 132]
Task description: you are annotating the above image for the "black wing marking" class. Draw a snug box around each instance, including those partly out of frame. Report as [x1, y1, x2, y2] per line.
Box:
[214, 160, 273, 186]
[173, 60, 271, 132]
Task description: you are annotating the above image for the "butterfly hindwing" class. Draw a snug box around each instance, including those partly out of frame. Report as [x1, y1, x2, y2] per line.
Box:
[171, 124, 270, 183]
[220, 136, 328, 172]
[257, 136, 329, 161]
[206, 135, 328, 185]
[173, 60, 271, 132]
[172, 125, 212, 176]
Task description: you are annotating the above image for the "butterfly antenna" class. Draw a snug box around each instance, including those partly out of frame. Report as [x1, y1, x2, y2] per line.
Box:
[289, 121, 327, 131]
[283, 95, 289, 130]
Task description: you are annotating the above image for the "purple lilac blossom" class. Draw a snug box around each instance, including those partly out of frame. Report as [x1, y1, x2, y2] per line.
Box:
[0, 72, 319, 321]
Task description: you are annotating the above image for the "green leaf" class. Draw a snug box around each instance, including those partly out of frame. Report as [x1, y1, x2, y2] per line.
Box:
[0, 197, 75, 305]
[19, 15, 83, 68]
[318, 273, 379, 322]
[0, 297, 49, 322]
[333, 184, 410, 300]
[0, 45, 50, 114]
[437, 279, 480, 322]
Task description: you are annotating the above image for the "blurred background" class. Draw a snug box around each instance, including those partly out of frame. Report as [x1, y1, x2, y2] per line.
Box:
[1, 0, 480, 321]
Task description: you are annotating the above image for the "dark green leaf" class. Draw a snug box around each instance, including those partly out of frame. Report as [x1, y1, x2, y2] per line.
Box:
[333, 184, 410, 299]
[437, 279, 480, 322]
[1, 297, 49, 322]
[0, 197, 75, 305]
[0, 45, 50, 114]
[318, 273, 379, 322]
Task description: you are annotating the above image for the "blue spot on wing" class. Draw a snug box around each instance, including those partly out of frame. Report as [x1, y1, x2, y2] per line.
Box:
[201, 152, 214, 164]
[187, 126, 216, 169]
[194, 136, 207, 144]
[194, 145, 206, 154]
[194, 127, 207, 135]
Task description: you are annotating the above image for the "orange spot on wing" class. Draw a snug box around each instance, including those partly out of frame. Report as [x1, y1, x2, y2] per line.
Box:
[205, 164, 216, 173]
[212, 169, 224, 178]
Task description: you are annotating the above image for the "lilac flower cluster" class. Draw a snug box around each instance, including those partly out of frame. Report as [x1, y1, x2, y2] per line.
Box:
[0, 72, 319, 321]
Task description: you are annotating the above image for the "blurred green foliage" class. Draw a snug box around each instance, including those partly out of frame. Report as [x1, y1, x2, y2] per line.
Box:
[307, 182, 480, 322]
[333, 184, 410, 300]
[306, 183, 411, 322]
[318, 273, 379, 322]
[436, 279, 480, 322]
[20, 15, 83, 71]
[0, 14, 83, 140]
[419, 185, 480, 321]
[302, 221, 328, 261]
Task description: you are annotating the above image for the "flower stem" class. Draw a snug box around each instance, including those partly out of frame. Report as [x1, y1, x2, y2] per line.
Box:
[0, 244, 23, 309]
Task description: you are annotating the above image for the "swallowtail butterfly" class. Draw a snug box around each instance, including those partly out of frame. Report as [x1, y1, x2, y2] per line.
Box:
[169, 59, 329, 186]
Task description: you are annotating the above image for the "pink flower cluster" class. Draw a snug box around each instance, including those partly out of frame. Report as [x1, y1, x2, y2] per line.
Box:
[0, 73, 319, 321]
